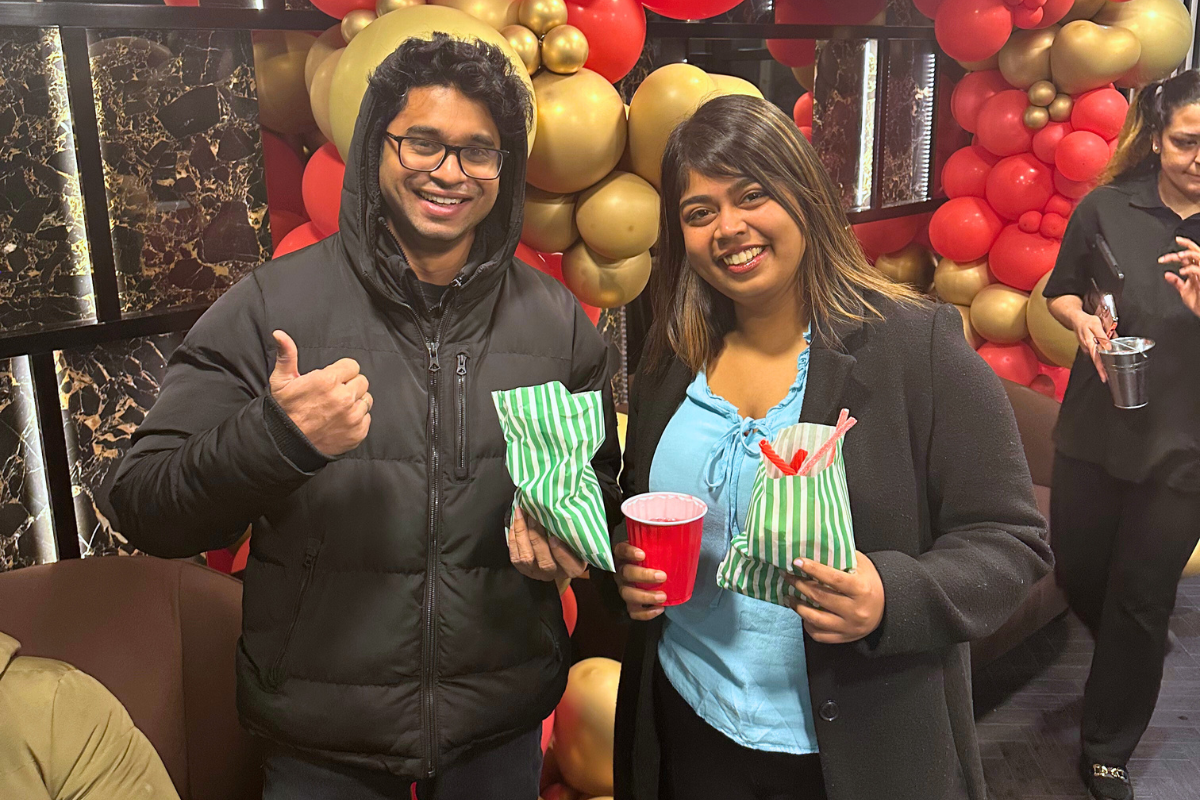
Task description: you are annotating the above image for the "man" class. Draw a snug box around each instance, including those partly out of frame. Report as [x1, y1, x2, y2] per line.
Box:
[110, 34, 620, 799]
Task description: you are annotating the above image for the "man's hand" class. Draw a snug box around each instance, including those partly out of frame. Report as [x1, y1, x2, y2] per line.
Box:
[785, 553, 885, 644]
[1162, 237, 1200, 318]
[270, 330, 372, 456]
[508, 507, 588, 582]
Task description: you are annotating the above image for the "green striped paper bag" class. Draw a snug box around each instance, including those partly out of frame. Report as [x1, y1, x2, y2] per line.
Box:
[716, 421, 856, 606]
[492, 381, 615, 573]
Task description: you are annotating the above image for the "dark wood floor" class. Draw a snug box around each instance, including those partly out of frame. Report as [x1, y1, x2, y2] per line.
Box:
[973, 576, 1200, 800]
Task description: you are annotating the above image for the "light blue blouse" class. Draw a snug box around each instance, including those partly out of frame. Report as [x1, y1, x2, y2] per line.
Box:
[649, 336, 819, 754]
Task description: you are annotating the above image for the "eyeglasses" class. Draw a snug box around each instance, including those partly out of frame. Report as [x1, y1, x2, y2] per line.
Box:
[384, 133, 507, 180]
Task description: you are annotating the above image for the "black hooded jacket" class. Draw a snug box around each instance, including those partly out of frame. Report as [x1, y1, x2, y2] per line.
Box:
[109, 69, 621, 778]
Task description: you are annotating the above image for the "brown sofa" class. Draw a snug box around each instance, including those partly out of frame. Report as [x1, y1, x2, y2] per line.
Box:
[0, 556, 262, 800]
[968, 378, 1068, 669]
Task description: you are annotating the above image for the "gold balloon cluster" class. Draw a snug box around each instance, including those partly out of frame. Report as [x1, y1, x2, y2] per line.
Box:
[255, 31, 322, 135]
[994, 0, 1192, 130]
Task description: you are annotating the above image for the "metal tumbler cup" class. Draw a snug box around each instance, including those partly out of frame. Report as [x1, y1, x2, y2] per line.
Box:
[1098, 336, 1154, 410]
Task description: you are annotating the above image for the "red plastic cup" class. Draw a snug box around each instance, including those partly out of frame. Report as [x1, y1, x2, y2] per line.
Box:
[621, 492, 708, 606]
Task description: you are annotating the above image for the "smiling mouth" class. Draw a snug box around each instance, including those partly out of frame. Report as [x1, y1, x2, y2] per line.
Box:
[416, 189, 468, 206]
[719, 245, 767, 273]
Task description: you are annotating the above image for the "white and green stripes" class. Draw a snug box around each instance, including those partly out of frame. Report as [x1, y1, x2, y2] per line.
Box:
[717, 422, 857, 606]
[492, 381, 615, 573]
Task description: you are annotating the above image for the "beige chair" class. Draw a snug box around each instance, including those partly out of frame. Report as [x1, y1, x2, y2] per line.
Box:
[0, 556, 262, 800]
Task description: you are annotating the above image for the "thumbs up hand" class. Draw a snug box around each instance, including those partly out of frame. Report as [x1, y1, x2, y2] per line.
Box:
[269, 330, 372, 456]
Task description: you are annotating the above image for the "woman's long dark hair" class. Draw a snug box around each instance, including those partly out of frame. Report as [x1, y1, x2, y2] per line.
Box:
[1102, 70, 1200, 185]
[641, 94, 918, 374]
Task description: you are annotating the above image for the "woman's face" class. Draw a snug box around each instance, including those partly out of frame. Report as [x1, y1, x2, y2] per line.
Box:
[677, 170, 806, 308]
[1156, 103, 1200, 200]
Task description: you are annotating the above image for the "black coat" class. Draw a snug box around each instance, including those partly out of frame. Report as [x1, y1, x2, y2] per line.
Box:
[109, 76, 621, 779]
[600, 298, 1053, 800]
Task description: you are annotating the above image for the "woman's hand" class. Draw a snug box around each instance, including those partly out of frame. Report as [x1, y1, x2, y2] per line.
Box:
[1161, 237, 1200, 318]
[1067, 309, 1111, 384]
[613, 542, 668, 621]
[785, 553, 885, 644]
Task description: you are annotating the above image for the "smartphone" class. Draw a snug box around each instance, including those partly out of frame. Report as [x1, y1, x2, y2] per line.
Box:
[1088, 234, 1125, 339]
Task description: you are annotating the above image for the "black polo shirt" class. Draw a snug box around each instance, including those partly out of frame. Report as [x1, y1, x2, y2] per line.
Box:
[1043, 170, 1200, 490]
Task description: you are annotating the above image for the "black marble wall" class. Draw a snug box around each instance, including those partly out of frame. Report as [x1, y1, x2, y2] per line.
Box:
[0, 28, 98, 336]
[0, 357, 56, 572]
[88, 29, 269, 318]
[813, 39, 876, 212]
[56, 333, 184, 559]
[879, 39, 936, 207]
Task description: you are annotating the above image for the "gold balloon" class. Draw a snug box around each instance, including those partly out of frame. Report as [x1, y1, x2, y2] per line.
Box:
[1093, 0, 1194, 88]
[710, 74, 765, 99]
[527, 69, 626, 194]
[310, 48, 344, 144]
[1184, 540, 1200, 579]
[430, 0, 521, 30]
[576, 171, 661, 260]
[254, 32, 318, 134]
[1050, 20, 1142, 94]
[1027, 79, 1057, 107]
[971, 284, 1031, 344]
[541, 24, 589, 75]
[519, 0, 568, 35]
[1048, 93, 1074, 122]
[874, 244, 936, 290]
[999, 26, 1058, 90]
[561, 244, 651, 308]
[501, 24, 540, 74]
[1027, 271, 1079, 368]
[330, 5, 536, 161]
[522, 186, 579, 253]
[791, 64, 815, 92]
[305, 26, 345, 92]
[1061, 0, 1106, 23]
[935, 257, 993, 305]
[377, 0, 425, 14]
[341, 9, 378, 43]
[954, 304, 985, 349]
[1024, 105, 1051, 130]
[628, 64, 717, 189]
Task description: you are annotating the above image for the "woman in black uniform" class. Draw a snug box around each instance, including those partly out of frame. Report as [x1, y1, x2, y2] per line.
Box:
[1043, 70, 1200, 800]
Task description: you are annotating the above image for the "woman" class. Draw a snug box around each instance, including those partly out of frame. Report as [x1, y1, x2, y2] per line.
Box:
[600, 94, 1052, 800]
[1043, 70, 1200, 800]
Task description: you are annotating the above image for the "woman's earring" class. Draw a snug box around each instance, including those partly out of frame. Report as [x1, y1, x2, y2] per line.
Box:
[1153, 143, 1161, 153]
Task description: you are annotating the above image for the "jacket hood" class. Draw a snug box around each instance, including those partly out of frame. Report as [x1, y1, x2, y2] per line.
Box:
[336, 71, 529, 310]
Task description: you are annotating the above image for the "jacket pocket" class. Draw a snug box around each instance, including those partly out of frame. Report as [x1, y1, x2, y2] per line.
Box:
[454, 352, 470, 481]
[267, 538, 321, 690]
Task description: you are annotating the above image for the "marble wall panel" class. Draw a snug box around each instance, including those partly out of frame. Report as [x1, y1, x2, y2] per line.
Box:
[0, 357, 56, 572]
[88, 30, 269, 318]
[56, 333, 184, 559]
[813, 39, 877, 212]
[879, 39, 936, 207]
[0, 28, 97, 336]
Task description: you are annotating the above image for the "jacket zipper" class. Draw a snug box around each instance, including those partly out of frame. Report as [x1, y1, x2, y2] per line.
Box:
[455, 353, 469, 480]
[267, 538, 321, 689]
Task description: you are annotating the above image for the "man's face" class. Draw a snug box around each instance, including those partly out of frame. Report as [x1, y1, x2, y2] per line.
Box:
[379, 85, 503, 252]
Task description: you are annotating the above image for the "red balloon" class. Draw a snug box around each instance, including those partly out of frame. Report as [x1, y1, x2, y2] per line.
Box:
[1038, 363, 1069, 401]
[913, 0, 944, 18]
[566, 0, 646, 83]
[302, 142, 345, 236]
[1031, 121, 1072, 164]
[798, 126, 813, 142]
[942, 145, 993, 198]
[1071, 88, 1129, 141]
[929, 196, 1004, 262]
[1030, 0, 1071, 27]
[1044, 193, 1074, 217]
[274, 221, 326, 257]
[767, 38, 816, 68]
[853, 215, 922, 260]
[1040, 212, 1067, 239]
[951, 70, 1012, 134]
[793, 92, 814, 128]
[562, 584, 578, 636]
[977, 341, 1040, 385]
[309, 0, 373, 18]
[262, 130, 306, 216]
[976, 90, 1036, 157]
[985, 153, 1054, 219]
[1053, 170, 1094, 199]
[1018, 210, 1042, 233]
[935, 0, 1013, 63]
[988, 224, 1060, 290]
[541, 710, 555, 753]
[768, 0, 884, 65]
[1056, 130, 1110, 182]
[270, 208, 308, 251]
[643, 0, 741, 19]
